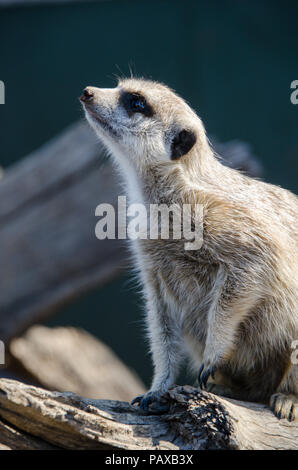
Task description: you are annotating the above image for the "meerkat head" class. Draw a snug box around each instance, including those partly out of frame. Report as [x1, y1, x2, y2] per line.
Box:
[80, 78, 209, 174]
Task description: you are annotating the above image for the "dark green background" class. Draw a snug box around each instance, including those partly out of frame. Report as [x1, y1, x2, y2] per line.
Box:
[0, 0, 297, 386]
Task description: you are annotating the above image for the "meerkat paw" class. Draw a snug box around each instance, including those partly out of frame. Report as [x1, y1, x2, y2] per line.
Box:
[270, 393, 298, 422]
[131, 390, 170, 415]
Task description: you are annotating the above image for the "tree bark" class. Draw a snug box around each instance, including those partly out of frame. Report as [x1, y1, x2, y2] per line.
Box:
[0, 379, 296, 450]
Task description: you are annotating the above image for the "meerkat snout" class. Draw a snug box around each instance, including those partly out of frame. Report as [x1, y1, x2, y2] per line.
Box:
[79, 87, 94, 103]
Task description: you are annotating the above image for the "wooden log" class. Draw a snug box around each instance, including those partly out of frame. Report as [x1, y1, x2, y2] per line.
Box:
[9, 325, 145, 401]
[0, 379, 296, 450]
[0, 419, 58, 450]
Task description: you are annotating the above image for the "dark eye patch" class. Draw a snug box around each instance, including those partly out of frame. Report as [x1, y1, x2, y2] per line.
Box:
[120, 91, 154, 117]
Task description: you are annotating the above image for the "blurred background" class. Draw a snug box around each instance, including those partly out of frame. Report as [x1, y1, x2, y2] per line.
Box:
[0, 0, 297, 394]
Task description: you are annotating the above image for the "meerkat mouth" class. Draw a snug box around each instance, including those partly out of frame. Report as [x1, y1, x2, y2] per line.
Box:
[83, 105, 117, 136]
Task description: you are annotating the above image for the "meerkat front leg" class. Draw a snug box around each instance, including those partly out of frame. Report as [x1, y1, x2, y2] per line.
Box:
[198, 273, 259, 390]
[131, 294, 183, 414]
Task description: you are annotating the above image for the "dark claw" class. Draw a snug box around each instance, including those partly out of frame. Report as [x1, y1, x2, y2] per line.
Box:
[131, 395, 143, 406]
[198, 363, 217, 390]
[139, 394, 152, 411]
[131, 391, 169, 415]
[198, 364, 204, 388]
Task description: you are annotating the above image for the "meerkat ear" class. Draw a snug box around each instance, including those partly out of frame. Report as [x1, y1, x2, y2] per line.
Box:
[171, 129, 196, 160]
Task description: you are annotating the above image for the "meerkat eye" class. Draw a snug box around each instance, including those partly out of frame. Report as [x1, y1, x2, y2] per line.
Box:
[130, 96, 146, 111]
[120, 91, 154, 117]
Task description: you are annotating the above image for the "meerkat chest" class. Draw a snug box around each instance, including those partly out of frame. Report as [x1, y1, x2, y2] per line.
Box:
[134, 239, 218, 334]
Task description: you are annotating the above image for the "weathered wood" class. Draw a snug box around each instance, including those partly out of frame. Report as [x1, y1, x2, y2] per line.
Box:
[0, 419, 58, 450]
[9, 325, 145, 401]
[0, 379, 296, 450]
[0, 121, 125, 343]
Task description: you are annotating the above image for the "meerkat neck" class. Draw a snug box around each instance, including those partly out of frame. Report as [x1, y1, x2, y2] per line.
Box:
[119, 144, 224, 206]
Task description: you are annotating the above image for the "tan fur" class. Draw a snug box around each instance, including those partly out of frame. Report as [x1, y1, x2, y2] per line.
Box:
[81, 78, 298, 421]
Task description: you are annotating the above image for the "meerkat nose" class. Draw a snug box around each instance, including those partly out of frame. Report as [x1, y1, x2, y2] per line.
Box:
[80, 87, 94, 103]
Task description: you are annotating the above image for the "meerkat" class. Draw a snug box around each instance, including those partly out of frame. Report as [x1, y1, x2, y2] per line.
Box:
[80, 78, 298, 421]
